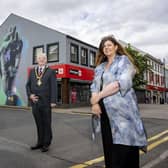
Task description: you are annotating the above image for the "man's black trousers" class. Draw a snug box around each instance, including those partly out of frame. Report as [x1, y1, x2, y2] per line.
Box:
[32, 103, 52, 147]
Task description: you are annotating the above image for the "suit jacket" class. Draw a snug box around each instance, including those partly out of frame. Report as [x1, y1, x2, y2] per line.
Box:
[26, 66, 57, 106]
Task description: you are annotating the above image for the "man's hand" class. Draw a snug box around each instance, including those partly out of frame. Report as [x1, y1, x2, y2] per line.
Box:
[91, 104, 101, 118]
[30, 94, 39, 103]
[51, 103, 56, 108]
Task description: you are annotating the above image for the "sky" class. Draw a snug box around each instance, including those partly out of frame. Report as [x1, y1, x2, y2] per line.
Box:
[1, 0, 168, 62]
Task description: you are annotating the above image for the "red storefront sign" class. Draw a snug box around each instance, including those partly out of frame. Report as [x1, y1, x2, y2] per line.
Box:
[51, 64, 94, 81]
[146, 85, 167, 92]
[28, 64, 95, 81]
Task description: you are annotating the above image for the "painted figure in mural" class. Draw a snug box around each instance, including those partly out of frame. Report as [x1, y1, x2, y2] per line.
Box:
[26, 53, 57, 152]
[0, 27, 14, 77]
[0, 26, 23, 105]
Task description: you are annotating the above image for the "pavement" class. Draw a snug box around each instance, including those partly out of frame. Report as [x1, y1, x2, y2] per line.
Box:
[52, 103, 168, 120]
[1, 103, 168, 120]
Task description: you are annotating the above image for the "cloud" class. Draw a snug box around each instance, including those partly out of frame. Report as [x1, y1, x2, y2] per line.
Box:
[0, 0, 168, 61]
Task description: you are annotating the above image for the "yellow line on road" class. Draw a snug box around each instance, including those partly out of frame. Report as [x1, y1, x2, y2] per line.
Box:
[140, 135, 168, 154]
[147, 129, 168, 142]
[70, 156, 104, 168]
[70, 130, 168, 168]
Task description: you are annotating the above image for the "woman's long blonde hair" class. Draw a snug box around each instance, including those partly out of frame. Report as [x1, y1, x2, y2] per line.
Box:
[95, 35, 138, 73]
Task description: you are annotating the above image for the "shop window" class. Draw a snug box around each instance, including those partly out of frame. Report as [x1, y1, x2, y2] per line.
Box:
[47, 43, 59, 62]
[70, 84, 90, 103]
[33, 45, 44, 64]
[81, 47, 88, 66]
[90, 51, 96, 67]
[70, 43, 79, 63]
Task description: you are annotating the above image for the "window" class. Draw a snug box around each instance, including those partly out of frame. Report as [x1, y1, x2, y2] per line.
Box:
[149, 71, 154, 83]
[152, 61, 154, 69]
[33, 45, 44, 64]
[147, 59, 150, 65]
[81, 47, 88, 65]
[90, 51, 96, 67]
[70, 43, 79, 63]
[47, 43, 59, 62]
[155, 63, 157, 71]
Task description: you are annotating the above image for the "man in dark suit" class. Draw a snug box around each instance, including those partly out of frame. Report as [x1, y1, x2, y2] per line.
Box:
[26, 53, 57, 152]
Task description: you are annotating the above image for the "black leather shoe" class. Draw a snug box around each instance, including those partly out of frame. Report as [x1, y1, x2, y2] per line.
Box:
[30, 144, 42, 150]
[41, 146, 49, 152]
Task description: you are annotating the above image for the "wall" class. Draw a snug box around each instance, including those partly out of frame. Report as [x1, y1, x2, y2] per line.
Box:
[0, 14, 66, 106]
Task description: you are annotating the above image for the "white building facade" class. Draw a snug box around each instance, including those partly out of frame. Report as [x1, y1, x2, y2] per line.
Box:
[145, 55, 166, 104]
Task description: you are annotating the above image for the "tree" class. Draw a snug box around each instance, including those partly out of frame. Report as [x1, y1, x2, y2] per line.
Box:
[125, 44, 151, 89]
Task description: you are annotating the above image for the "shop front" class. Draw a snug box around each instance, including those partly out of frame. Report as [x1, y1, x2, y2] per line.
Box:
[146, 85, 166, 104]
[50, 64, 94, 105]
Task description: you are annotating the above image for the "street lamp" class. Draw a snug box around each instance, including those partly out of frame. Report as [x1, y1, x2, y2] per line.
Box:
[163, 58, 166, 103]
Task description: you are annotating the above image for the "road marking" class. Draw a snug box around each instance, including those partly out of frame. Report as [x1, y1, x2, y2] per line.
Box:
[0, 106, 92, 116]
[148, 129, 168, 142]
[146, 135, 168, 152]
[70, 130, 168, 168]
[69, 156, 104, 168]
[0, 136, 29, 148]
[142, 150, 168, 168]
[53, 111, 91, 116]
[3, 106, 92, 116]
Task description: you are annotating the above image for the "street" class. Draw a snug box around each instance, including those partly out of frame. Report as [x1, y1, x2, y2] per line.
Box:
[0, 104, 168, 168]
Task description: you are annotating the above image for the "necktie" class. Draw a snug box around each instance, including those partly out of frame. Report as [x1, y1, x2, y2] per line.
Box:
[39, 67, 43, 76]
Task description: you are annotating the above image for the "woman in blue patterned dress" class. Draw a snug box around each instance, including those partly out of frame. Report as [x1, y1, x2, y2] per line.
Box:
[90, 35, 147, 168]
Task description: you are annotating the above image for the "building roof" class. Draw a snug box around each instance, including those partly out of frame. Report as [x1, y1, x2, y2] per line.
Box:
[119, 40, 163, 64]
[0, 13, 97, 49]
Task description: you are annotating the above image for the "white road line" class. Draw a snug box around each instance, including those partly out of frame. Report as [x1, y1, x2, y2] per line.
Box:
[0, 136, 29, 148]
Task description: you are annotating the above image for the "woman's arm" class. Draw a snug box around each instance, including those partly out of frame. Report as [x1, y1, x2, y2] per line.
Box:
[116, 56, 136, 96]
[90, 81, 119, 105]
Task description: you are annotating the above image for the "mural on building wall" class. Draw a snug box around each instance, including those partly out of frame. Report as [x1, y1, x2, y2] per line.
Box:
[0, 26, 23, 106]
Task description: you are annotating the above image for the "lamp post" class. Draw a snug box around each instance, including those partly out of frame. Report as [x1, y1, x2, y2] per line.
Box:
[163, 58, 166, 103]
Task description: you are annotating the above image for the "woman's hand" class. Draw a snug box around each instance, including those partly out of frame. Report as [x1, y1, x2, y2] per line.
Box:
[91, 104, 101, 117]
